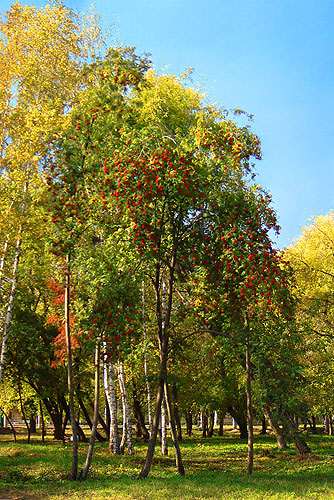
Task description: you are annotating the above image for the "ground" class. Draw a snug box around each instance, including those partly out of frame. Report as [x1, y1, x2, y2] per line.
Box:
[0, 426, 334, 499]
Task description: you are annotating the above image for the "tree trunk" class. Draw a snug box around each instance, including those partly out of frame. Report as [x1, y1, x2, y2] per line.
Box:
[311, 415, 317, 433]
[260, 414, 267, 435]
[164, 380, 185, 475]
[117, 361, 134, 455]
[42, 397, 63, 440]
[202, 412, 208, 437]
[282, 412, 311, 457]
[79, 340, 100, 480]
[133, 387, 150, 440]
[64, 253, 78, 480]
[218, 412, 224, 436]
[208, 412, 214, 437]
[104, 359, 120, 454]
[171, 385, 182, 441]
[18, 381, 30, 444]
[142, 281, 153, 435]
[185, 411, 193, 436]
[0, 234, 22, 383]
[39, 400, 45, 444]
[0, 408, 16, 442]
[246, 340, 254, 475]
[29, 415, 37, 434]
[161, 396, 168, 455]
[138, 352, 166, 478]
[76, 391, 106, 442]
[263, 406, 287, 450]
[87, 398, 109, 436]
[228, 405, 248, 439]
[105, 394, 111, 437]
[139, 267, 176, 478]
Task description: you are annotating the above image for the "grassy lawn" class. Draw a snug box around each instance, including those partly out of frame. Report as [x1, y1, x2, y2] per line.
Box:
[1, 428, 334, 499]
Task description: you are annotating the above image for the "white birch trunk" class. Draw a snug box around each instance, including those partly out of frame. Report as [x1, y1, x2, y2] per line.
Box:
[0, 235, 9, 282]
[0, 183, 28, 384]
[117, 361, 134, 455]
[0, 234, 22, 383]
[103, 357, 120, 454]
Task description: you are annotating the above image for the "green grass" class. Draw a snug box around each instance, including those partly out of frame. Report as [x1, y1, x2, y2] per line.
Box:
[1, 429, 334, 499]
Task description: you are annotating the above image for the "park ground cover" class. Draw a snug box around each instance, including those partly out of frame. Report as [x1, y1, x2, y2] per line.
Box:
[1, 429, 334, 499]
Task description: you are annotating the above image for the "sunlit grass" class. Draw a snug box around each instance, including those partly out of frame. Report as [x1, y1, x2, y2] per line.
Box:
[1, 428, 334, 499]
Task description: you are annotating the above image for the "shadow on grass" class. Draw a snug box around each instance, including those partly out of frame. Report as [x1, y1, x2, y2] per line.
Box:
[1, 432, 334, 499]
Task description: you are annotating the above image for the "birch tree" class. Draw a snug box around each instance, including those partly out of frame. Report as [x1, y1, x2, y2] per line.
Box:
[0, 1, 103, 384]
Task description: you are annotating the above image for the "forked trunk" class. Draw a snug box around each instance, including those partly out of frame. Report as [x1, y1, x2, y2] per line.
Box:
[263, 406, 287, 450]
[80, 340, 100, 480]
[161, 396, 168, 455]
[138, 352, 166, 478]
[164, 380, 185, 475]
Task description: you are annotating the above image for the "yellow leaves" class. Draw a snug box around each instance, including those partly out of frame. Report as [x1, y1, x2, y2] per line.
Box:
[284, 211, 334, 334]
[135, 70, 204, 135]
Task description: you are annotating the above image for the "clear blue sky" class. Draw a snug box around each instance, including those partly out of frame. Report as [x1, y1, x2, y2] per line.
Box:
[1, 0, 333, 248]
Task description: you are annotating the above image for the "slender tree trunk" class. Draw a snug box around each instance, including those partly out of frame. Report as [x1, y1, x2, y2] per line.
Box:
[138, 353, 166, 478]
[208, 412, 214, 437]
[64, 253, 78, 480]
[202, 412, 208, 437]
[246, 339, 254, 475]
[18, 381, 30, 444]
[80, 340, 100, 480]
[60, 396, 87, 443]
[105, 394, 111, 437]
[161, 396, 168, 455]
[139, 266, 176, 479]
[0, 234, 22, 383]
[133, 387, 150, 440]
[87, 398, 109, 436]
[117, 361, 134, 455]
[39, 400, 45, 444]
[142, 281, 153, 435]
[104, 359, 120, 454]
[76, 391, 105, 442]
[218, 412, 224, 436]
[0, 408, 16, 442]
[171, 385, 182, 441]
[164, 380, 185, 475]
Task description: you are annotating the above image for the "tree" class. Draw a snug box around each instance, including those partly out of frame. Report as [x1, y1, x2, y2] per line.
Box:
[285, 212, 334, 424]
[0, 0, 103, 384]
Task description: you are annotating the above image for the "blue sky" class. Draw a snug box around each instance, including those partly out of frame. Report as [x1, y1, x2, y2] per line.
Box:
[1, 0, 333, 248]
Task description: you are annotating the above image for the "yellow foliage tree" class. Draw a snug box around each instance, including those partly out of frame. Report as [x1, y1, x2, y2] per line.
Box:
[0, 0, 104, 382]
[285, 212, 334, 420]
